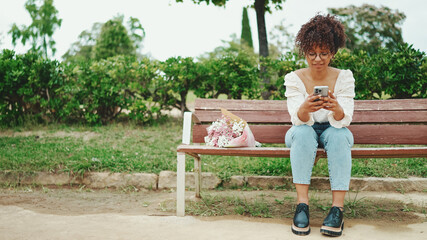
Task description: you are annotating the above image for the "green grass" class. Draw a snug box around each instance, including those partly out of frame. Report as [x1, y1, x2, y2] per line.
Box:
[185, 191, 425, 222]
[0, 118, 425, 179]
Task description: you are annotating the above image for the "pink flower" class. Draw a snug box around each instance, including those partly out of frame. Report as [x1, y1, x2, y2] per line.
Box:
[204, 112, 258, 148]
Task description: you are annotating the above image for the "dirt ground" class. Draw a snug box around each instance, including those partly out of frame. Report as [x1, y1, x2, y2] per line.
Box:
[0, 187, 426, 239]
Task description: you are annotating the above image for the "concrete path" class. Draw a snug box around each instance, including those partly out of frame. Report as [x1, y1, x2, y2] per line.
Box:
[0, 204, 426, 240]
[1, 188, 426, 240]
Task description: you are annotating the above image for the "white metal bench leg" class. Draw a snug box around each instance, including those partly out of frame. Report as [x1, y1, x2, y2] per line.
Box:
[194, 155, 201, 198]
[177, 152, 186, 217]
[177, 112, 193, 217]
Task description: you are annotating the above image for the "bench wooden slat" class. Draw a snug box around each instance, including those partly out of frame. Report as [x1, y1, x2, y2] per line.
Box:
[353, 99, 427, 111]
[178, 145, 320, 158]
[350, 147, 427, 158]
[195, 99, 286, 111]
[195, 98, 427, 111]
[348, 125, 427, 144]
[177, 145, 427, 158]
[352, 111, 427, 123]
[194, 110, 427, 124]
[194, 110, 288, 123]
[193, 124, 427, 145]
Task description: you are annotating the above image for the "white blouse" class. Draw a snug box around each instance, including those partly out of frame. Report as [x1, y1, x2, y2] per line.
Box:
[284, 69, 355, 128]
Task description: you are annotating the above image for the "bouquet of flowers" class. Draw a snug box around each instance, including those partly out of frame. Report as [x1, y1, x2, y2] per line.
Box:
[204, 108, 260, 148]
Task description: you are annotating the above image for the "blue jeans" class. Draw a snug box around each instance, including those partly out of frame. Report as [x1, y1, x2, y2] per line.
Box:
[285, 123, 354, 190]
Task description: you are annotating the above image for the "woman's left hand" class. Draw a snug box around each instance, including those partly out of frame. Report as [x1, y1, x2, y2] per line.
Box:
[322, 91, 344, 120]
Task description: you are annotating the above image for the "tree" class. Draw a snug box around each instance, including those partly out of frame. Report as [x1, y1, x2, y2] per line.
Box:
[63, 16, 145, 62]
[127, 17, 146, 50]
[241, 7, 253, 49]
[94, 17, 135, 60]
[62, 22, 102, 62]
[176, 0, 286, 99]
[8, 0, 62, 58]
[328, 4, 406, 55]
[176, 0, 286, 58]
[160, 57, 203, 115]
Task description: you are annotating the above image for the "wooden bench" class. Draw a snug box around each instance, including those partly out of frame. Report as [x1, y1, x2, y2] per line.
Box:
[176, 98, 427, 216]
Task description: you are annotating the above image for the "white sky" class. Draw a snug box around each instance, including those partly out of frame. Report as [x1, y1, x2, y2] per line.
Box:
[0, 0, 426, 61]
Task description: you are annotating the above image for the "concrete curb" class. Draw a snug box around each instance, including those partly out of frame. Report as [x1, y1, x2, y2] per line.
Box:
[0, 171, 426, 192]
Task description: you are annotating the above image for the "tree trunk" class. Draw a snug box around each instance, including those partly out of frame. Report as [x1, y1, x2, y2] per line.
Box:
[180, 92, 188, 117]
[254, 0, 269, 58]
[254, 0, 271, 100]
[43, 36, 48, 58]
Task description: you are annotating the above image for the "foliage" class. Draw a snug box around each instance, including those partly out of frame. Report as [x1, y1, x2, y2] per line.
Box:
[61, 22, 102, 62]
[197, 37, 261, 100]
[126, 58, 164, 123]
[0, 49, 63, 125]
[63, 16, 144, 62]
[176, 0, 287, 57]
[127, 17, 146, 50]
[1, 39, 425, 126]
[94, 17, 136, 60]
[375, 44, 426, 99]
[332, 44, 426, 99]
[176, 0, 285, 12]
[60, 55, 164, 125]
[240, 7, 253, 49]
[160, 57, 203, 115]
[175, 0, 287, 100]
[197, 52, 260, 99]
[8, 0, 62, 58]
[328, 4, 406, 55]
[251, 0, 287, 58]
[261, 52, 306, 100]
[331, 49, 373, 99]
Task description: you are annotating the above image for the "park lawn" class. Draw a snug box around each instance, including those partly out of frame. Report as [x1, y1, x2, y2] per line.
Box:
[0, 118, 425, 179]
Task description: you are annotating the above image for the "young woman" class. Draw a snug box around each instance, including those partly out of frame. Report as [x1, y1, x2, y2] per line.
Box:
[284, 14, 355, 237]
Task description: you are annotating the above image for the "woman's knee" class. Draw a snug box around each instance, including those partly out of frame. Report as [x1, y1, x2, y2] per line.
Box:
[285, 125, 317, 147]
[321, 127, 354, 148]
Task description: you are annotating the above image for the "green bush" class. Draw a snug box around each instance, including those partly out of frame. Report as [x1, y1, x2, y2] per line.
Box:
[60, 57, 131, 124]
[60, 55, 165, 125]
[196, 52, 260, 99]
[127, 58, 164, 124]
[333, 44, 426, 99]
[261, 52, 307, 100]
[1, 42, 425, 127]
[0, 50, 63, 125]
[160, 56, 203, 115]
[378, 43, 426, 98]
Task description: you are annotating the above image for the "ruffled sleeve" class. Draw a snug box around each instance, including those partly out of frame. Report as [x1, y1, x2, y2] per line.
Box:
[284, 72, 314, 126]
[327, 69, 355, 128]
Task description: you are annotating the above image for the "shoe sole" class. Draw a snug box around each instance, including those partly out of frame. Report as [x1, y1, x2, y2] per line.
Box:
[292, 223, 310, 236]
[320, 221, 344, 237]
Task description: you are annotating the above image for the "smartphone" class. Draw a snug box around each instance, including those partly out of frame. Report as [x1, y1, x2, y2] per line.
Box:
[313, 86, 328, 102]
[314, 86, 329, 97]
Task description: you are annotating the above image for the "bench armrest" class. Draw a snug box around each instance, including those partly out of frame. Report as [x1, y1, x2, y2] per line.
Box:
[182, 112, 193, 145]
[192, 113, 201, 124]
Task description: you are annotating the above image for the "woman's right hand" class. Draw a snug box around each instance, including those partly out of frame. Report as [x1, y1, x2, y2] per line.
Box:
[297, 94, 325, 122]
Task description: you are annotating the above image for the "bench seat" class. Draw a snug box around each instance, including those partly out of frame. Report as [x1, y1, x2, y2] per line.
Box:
[178, 145, 427, 159]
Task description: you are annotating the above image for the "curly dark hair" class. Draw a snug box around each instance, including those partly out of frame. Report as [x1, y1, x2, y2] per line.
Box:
[295, 14, 347, 55]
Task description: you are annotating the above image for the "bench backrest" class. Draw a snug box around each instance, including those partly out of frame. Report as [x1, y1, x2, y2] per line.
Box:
[192, 98, 427, 145]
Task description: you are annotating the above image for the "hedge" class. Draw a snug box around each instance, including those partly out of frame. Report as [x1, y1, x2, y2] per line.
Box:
[0, 44, 425, 126]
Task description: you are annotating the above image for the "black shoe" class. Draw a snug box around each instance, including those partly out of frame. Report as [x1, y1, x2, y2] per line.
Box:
[320, 206, 344, 237]
[291, 203, 310, 236]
